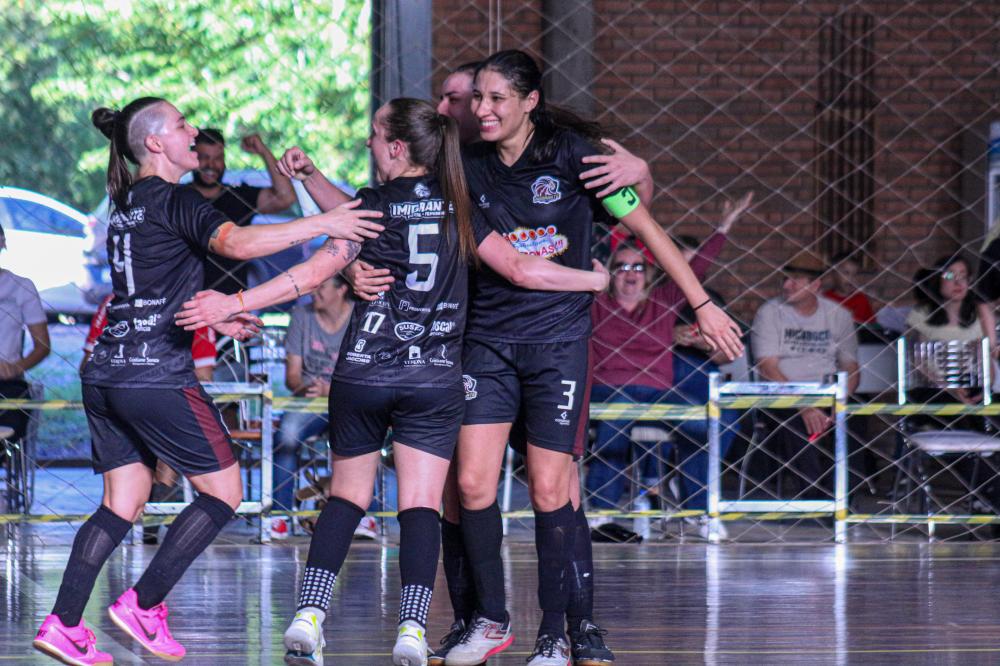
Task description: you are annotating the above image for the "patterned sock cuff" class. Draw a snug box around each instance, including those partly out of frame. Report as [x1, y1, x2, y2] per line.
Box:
[398, 584, 433, 628]
[297, 567, 337, 613]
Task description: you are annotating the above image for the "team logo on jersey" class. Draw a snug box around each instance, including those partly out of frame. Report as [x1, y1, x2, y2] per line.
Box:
[389, 198, 444, 220]
[354, 339, 367, 353]
[505, 226, 569, 259]
[414, 182, 431, 198]
[107, 320, 130, 338]
[394, 322, 426, 341]
[429, 320, 455, 336]
[531, 176, 562, 205]
[478, 193, 490, 209]
[109, 206, 146, 229]
[463, 374, 478, 400]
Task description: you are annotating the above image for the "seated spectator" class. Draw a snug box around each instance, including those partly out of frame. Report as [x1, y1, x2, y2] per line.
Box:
[823, 251, 877, 324]
[751, 249, 859, 498]
[0, 222, 50, 443]
[272, 275, 376, 539]
[588, 194, 750, 539]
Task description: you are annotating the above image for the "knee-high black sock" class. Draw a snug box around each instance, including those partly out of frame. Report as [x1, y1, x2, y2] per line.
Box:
[566, 506, 594, 631]
[296, 496, 365, 614]
[534, 502, 576, 637]
[398, 507, 440, 628]
[459, 501, 506, 622]
[52, 505, 132, 626]
[441, 518, 477, 623]
[133, 493, 234, 609]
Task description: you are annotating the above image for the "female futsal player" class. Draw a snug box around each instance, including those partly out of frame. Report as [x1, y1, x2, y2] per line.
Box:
[443, 50, 744, 666]
[175, 97, 609, 666]
[31, 96, 382, 666]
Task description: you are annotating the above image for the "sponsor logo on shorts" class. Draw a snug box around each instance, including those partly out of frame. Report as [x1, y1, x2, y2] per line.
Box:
[554, 410, 571, 426]
[354, 339, 367, 353]
[463, 374, 478, 400]
[398, 300, 431, 313]
[394, 322, 426, 341]
[530, 175, 562, 205]
[132, 314, 162, 332]
[107, 320, 130, 338]
[345, 351, 371, 365]
[134, 297, 166, 307]
[505, 225, 569, 259]
[414, 182, 431, 198]
[373, 349, 396, 366]
[435, 301, 460, 311]
[429, 320, 455, 336]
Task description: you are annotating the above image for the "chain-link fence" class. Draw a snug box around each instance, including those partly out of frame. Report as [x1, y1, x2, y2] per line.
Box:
[3, 1, 1000, 544]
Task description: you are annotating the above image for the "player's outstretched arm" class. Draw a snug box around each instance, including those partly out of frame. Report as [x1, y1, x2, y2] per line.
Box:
[176, 239, 362, 330]
[277, 147, 354, 211]
[476, 231, 609, 293]
[208, 200, 382, 261]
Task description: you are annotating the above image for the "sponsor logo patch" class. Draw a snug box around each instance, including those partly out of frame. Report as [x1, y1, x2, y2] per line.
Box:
[429, 320, 455, 336]
[354, 339, 367, 353]
[429, 344, 453, 367]
[530, 175, 562, 205]
[505, 226, 569, 259]
[398, 300, 431, 313]
[389, 198, 444, 220]
[394, 322, 426, 341]
[373, 349, 396, 366]
[132, 314, 162, 332]
[554, 410, 571, 426]
[463, 374, 478, 400]
[414, 182, 431, 198]
[107, 320, 130, 338]
[134, 297, 166, 307]
[478, 193, 490, 209]
[345, 351, 371, 365]
[435, 301, 460, 311]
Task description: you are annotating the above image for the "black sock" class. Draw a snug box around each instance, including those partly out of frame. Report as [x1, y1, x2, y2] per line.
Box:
[441, 518, 477, 624]
[297, 496, 365, 613]
[459, 501, 506, 622]
[133, 493, 234, 609]
[52, 505, 132, 626]
[566, 506, 594, 632]
[398, 507, 440, 628]
[534, 502, 576, 637]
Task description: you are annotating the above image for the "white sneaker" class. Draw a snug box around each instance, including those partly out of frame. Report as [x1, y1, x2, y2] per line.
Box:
[284, 609, 326, 665]
[271, 516, 290, 541]
[526, 633, 571, 666]
[392, 620, 428, 666]
[695, 516, 728, 541]
[443, 611, 514, 665]
[353, 515, 378, 540]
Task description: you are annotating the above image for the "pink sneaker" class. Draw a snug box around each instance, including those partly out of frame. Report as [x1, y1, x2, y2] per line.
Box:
[33, 614, 113, 665]
[107, 588, 185, 661]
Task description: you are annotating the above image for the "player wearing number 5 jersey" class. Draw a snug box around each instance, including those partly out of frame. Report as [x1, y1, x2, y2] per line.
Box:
[174, 97, 608, 666]
[32, 96, 382, 666]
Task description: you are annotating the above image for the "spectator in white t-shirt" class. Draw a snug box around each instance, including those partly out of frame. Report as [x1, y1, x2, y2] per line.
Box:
[0, 222, 50, 440]
[751, 249, 859, 498]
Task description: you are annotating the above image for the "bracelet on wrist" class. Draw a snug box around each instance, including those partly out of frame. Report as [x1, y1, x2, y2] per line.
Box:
[693, 297, 712, 311]
[236, 289, 247, 313]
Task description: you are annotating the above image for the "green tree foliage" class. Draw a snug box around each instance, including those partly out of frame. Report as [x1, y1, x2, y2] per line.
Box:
[0, 0, 370, 211]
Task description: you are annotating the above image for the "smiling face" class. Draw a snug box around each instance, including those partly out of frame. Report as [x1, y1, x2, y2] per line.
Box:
[145, 102, 200, 174]
[194, 141, 226, 187]
[610, 248, 649, 301]
[471, 68, 537, 147]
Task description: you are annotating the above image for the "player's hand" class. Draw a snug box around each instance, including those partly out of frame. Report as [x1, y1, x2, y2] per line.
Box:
[211, 313, 264, 342]
[718, 192, 754, 234]
[579, 138, 651, 199]
[590, 258, 610, 293]
[240, 134, 268, 157]
[175, 290, 240, 329]
[347, 260, 394, 301]
[316, 199, 384, 242]
[800, 407, 832, 437]
[278, 146, 317, 182]
[693, 302, 744, 361]
[305, 379, 331, 398]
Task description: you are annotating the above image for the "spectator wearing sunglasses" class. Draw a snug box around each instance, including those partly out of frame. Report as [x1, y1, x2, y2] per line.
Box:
[587, 194, 751, 538]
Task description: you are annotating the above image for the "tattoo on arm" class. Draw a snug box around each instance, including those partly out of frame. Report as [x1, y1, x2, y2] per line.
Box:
[321, 239, 361, 262]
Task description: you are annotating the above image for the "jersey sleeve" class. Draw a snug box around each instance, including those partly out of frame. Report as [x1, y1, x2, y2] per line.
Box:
[167, 187, 231, 253]
[83, 295, 113, 352]
[190, 328, 217, 367]
[561, 131, 614, 224]
[16, 277, 46, 327]
[470, 205, 493, 246]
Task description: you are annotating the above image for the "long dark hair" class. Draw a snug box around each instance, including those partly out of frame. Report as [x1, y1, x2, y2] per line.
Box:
[475, 50, 603, 163]
[382, 98, 477, 263]
[92, 97, 167, 211]
[912, 255, 978, 328]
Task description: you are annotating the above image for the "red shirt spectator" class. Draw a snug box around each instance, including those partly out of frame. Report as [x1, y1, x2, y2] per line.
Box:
[822, 289, 875, 324]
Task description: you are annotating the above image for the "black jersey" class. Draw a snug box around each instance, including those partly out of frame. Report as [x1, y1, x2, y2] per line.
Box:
[82, 177, 228, 389]
[333, 176, 468, 389]
[462, 130, 612, 344]
[189, 183, 262, 294]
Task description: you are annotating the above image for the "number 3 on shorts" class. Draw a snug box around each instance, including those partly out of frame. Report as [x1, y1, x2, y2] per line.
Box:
[558, 380, 577, 411]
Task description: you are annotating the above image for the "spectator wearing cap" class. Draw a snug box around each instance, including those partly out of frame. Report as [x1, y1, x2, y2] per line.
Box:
[0, 222, 50, 442]
[751, 248, 859, 498]
[823, 251, 877, 324]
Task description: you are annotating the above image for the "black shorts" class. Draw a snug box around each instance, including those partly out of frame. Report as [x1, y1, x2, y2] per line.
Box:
[0, 379, 30, 441]
[83, 384, 236, 476]
[328, 381, 464, 460]
[462, 337, 592, 457]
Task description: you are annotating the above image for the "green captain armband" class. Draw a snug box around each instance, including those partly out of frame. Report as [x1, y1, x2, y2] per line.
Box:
[600, 186, 640, 218]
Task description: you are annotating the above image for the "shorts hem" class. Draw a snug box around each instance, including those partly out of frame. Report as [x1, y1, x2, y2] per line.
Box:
[93, 457, 154, 475]
[391, 436, 455, 461]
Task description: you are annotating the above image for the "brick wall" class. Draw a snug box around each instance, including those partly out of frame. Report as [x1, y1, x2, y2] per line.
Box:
[431, 1, 1000, 325]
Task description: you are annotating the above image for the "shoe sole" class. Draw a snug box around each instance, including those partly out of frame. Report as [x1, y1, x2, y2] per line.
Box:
[284, 652, 322, 666]
[445, 634, 514, 666]
[32, 640, 113, 666]
[283, 625, 322, 654]
[573, 659, 615, 665]
[108, 606, 183, 662]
